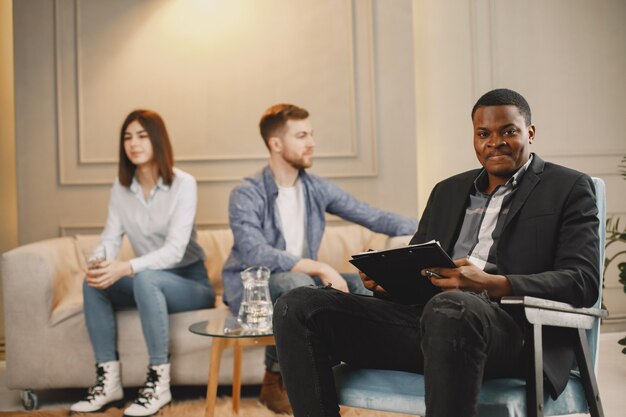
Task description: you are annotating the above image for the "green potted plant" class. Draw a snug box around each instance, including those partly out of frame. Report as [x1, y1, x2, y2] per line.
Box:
[604, 156, 626, 353]
[605, 218, 626, 353]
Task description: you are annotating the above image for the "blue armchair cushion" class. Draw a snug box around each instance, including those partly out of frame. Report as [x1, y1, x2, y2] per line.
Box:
[333, 365, 589, 417]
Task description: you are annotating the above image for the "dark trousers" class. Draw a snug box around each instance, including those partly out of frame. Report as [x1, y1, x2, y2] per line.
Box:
[273, 286, 525, 417]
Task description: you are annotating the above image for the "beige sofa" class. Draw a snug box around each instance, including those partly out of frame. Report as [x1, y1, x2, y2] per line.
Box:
[1, 224, 408, 407]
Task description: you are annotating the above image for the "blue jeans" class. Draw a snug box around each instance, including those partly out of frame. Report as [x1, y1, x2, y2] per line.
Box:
[83, 260, 215, 365]
[273, 287, 524, 417]
[265, 271, 371, 372]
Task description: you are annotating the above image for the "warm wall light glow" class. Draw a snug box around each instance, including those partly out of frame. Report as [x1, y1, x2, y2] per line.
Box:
[74, 0, 355, 161]
[151, 0, 253, 50]
[192, 0, 219, 13]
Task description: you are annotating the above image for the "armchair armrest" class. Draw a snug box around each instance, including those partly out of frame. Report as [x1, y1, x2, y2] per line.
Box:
[500, 296, 607, 417]
[501, 296, 607, 330]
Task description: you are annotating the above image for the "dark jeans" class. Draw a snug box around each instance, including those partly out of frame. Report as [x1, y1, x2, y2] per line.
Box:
[265, 272, 370, 372]
[273, 286, 524, 417]
[84, 260, 215, 365]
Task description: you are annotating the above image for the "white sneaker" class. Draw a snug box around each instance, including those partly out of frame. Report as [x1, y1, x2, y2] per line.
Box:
[70, 361, 124, 413]
[123, 363, 172, 417]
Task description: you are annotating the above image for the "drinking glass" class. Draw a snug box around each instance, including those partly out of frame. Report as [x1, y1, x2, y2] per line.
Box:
[86, 246, 107, 271]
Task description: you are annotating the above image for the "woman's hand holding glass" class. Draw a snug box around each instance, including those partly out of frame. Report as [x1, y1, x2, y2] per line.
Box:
[85, 248, 133, 290]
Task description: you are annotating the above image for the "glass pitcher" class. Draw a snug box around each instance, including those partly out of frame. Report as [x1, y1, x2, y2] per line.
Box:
[237, 266, 273, 332]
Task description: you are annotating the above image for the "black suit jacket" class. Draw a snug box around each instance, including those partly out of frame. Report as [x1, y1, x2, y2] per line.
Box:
[409, 154, 600, 397]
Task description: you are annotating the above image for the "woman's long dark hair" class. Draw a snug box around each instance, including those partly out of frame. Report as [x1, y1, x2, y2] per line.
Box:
[118, 109, 174, 187]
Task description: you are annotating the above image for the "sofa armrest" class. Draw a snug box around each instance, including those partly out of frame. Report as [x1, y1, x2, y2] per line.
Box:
[2, 237, 86, 330]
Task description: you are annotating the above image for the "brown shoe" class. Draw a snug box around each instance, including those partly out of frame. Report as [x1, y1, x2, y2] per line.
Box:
[259, 369, 293, 414]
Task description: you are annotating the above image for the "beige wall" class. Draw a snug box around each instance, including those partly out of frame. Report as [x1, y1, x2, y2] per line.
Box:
[13, 0, 419, 242]
[413, 0, 626, 323]
[1, 0, 18, 343]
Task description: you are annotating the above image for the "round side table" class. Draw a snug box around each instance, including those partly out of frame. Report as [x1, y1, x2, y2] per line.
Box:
[189, 311, 275, 417]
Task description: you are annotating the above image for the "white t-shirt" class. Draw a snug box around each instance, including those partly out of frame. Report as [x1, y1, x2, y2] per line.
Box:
[276, 180, 308, 258]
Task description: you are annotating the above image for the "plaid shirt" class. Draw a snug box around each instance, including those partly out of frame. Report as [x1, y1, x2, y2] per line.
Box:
[452, 155, 533, 273]
[221, 165, 419, 313]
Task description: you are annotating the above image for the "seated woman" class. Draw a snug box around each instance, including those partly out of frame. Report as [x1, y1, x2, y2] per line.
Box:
[71, 109, 216, 416]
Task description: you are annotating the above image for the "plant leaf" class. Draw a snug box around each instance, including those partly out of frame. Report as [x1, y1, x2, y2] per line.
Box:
[618, 262, 626, 294]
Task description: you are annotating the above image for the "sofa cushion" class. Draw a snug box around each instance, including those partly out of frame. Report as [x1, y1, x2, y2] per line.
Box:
[319, 225, 386, 272]
[195, 228, 234, 296]
[44, 238, 89, 326]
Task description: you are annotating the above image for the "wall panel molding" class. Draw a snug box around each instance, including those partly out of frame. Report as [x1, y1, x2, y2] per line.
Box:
[488, 0, 626, 162]
[54, 0, 379, 185]
[467, 0, 626, 179]
[60, 221, 230, 236]
[538, 153, 625, 177]
[59, 217, 358, 237]
[469, 0, 494, 98]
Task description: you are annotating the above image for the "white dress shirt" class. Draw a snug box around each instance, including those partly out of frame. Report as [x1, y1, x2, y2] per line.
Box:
[95, 167, 205, 273]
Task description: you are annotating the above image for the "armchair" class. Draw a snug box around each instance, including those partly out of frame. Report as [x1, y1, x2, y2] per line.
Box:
[333, 177, 607, 417]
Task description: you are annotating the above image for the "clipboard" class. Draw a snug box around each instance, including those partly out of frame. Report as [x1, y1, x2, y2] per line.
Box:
[349, 240, 456, 304]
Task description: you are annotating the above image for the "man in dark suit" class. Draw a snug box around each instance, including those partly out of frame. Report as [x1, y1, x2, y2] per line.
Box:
[272, 88, 600, 417]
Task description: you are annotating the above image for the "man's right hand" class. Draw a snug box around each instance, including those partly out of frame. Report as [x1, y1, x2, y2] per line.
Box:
[292, 258, 349, 292]
[319, 267, 349, 292]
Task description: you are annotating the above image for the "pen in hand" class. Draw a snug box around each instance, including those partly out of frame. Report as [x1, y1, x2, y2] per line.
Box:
[424, 270, 443, 279]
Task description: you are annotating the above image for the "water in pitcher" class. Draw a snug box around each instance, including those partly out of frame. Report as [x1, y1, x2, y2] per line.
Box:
[237, 300, 273, 331]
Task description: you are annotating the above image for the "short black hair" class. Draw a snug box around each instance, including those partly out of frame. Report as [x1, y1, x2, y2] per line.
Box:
[471, 88, 532, 125]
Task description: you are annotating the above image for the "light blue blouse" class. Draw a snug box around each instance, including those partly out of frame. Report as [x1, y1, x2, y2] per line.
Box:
[95, 167, 205, 273]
